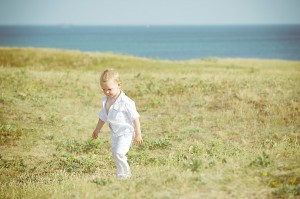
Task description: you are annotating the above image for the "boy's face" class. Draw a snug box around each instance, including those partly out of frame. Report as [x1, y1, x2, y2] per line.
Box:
[101, 80, 121, 99]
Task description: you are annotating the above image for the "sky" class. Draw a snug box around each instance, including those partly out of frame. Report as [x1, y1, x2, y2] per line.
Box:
[0, 0, 300, 25]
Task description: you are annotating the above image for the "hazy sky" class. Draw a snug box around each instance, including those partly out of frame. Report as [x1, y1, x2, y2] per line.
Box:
[0, 0, 300, 25]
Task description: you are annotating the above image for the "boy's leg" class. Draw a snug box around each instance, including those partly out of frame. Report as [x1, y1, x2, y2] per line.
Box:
[112, 133, 133, 178]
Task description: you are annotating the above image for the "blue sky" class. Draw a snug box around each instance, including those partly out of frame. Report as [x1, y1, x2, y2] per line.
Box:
[0, 0, 300, 25]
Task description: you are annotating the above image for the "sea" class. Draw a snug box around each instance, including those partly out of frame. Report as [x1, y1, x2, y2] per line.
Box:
[0, 25, 300, 61]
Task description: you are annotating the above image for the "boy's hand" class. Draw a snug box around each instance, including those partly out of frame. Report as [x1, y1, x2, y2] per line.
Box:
[92, 119, 105, 139]
[135, 134, 143, 145]
[92, 130, 99, 139]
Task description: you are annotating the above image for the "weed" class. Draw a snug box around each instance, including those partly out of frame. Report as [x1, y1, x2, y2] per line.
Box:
[42, 134, 54, 141]
[91, 177, 112, 186]
[249, 151, 271, 167]
[0, 124, 22, 145]
[145, 156, 168, 166]
[0, 156, 26, 173]
[181, 126, 204, 134]
[56, 153, 99, 173]
[270, 176, 300, 198]
[188, 144, 204, 156]
[273, 184, 300, 198]
[128, 152, 148, 166]
[148, 138, 172, 150]
[56, 138, 103, 154]
[15, 173, 39, 184]
[185, 158, 203, 172]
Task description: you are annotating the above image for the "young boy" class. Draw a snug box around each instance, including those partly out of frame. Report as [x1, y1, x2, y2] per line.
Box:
[92, 68, 143, 179]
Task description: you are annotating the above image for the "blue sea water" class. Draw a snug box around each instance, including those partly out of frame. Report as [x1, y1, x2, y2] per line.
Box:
[0, 25, 300, 60]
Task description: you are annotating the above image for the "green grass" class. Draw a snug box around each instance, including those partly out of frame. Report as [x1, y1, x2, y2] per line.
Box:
[1, 47, 300, 198]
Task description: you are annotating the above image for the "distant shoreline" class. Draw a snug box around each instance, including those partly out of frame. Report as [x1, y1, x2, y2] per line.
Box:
[1, 25, 300, 61]
[1, 46, 300, 62]
[1, 47, 300, 65]
[1, 24, 300, 27]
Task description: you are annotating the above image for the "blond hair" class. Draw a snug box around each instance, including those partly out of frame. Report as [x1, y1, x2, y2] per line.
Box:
[100, 69, 121, 84]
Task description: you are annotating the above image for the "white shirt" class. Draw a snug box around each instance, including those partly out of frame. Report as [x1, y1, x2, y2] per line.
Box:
[99, 91, 139, 137]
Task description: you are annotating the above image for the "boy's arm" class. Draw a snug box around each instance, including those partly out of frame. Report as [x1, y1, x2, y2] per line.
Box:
[133, 118, 143, 145]
[92, 119, 105, 139]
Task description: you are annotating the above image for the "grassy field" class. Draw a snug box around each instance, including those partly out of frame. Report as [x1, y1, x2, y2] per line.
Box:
[0, 47, 299, 199]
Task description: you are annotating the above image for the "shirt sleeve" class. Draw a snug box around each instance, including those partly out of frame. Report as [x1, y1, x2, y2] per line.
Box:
[99, 108, 107, 122]
[98, 97, 107, 122]
[125, 100, 140, 121]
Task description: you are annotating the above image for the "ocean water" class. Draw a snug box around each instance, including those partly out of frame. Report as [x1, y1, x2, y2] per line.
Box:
[0, 25, 300, 60]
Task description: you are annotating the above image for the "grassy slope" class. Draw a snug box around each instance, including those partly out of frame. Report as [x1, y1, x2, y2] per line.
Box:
[0, 47, 300, 199]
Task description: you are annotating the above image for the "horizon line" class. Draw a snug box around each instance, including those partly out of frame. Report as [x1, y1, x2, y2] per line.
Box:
[1, 23, 300, 26]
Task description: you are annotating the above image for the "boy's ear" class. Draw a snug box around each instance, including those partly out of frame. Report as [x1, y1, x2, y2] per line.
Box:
[118, 81, 122, 87]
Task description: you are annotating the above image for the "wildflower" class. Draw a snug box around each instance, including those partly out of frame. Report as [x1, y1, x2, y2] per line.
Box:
[290, 178, 296, 185]
[270, 181, 277, 187]
[261, 171, 268, 176]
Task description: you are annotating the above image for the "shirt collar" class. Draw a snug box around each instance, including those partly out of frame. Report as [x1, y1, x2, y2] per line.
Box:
[114, 90, 125, 104]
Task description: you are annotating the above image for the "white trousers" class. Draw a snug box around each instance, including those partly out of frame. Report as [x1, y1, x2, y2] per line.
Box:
[111, 133, 133, 178]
